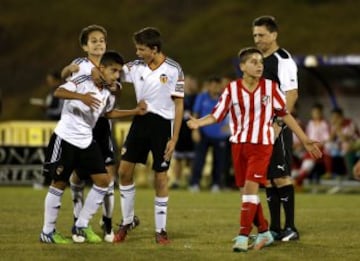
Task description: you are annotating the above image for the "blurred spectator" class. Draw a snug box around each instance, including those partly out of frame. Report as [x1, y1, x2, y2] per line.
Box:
[324, 107, 360, 193]
[293, 103, 330, 191]
[30, 70, 64, 120]
[170, 75, 199, 189]
[189, 76, 230, 192]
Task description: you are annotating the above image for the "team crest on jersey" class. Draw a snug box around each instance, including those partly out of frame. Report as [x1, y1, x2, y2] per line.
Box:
[159, 74, 168, 84]
[56, 165, 64, 175]
[261, 95, 270, 106]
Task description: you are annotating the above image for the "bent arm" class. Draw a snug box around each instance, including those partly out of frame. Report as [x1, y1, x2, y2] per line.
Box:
[61, 64, 79, 79]
[105, 108, 140, 119]
[54, 87, 83, 100]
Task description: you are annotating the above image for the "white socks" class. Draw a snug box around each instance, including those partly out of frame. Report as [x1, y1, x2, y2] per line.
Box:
[119, 184, 136, 225]
[70, 179, 85, 220]
[75, 185, 108, 228]
[155, 196, 168, 233]
[42, 186, 63, 234]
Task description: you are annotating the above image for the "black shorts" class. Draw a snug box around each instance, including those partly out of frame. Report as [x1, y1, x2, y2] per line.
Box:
[43, 133, 107, 182]
[121, 113, 172, 172]
[267, 126, 293, 179]
[93, 117, 116, 165]
[174, 120, 195, 160]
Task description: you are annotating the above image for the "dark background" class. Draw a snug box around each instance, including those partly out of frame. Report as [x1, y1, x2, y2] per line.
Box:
[1, 0, 359, 121]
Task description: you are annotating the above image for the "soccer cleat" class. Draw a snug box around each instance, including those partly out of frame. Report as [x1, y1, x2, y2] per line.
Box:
[253, 231, 274, 250]
[281, 227, 300, 242]
[232, 235, 248, 252]
[155, 229, 170, 245]
[113, 215, 140, 243]
[72, 226, 102, 243]
[40, 230, 71, 244]
[104, 230, 115, 243]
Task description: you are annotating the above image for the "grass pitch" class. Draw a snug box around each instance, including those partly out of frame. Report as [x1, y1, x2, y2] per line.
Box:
[0, 187, 359, 261]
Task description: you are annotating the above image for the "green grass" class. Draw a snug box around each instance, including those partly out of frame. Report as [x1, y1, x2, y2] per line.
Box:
[0, 187, 359, 260]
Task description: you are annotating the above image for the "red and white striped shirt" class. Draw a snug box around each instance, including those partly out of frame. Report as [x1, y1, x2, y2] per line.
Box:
[211, 78, 287, 145]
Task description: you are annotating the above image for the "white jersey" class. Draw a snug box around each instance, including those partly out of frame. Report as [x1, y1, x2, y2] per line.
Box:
[66, 57, 95, 81]
[54, 77, 114, 148]
[64, 56, 116, 114]
[263, 48, 298, 93]
[122, 58, 184, 120]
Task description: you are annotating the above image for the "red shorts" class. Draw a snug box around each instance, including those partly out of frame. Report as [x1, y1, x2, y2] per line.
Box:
[231, 143, 273, 187]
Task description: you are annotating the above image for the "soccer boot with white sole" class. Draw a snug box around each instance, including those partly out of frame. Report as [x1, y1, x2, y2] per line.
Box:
[232, 235, 248, 252]
[40, 230, 71, 244]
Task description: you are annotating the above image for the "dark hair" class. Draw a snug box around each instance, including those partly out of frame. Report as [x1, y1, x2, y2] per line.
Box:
[312, 103, 324, 111]
[252, 15, 278, 33]
[331, 107, 343, 116]
[238, 47, 263, 64]
[133, 27, 162, 52]
[100, 51, 124, 67]
[79, 24, 107, 46]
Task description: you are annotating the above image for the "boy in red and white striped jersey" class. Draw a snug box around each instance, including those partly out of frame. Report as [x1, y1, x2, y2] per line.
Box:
[187, 47, 322, 252]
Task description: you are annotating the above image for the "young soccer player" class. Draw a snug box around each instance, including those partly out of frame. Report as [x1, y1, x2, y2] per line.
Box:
[113, 27, 184, 245]
[61, 25, 133, 242]
[187, 47, 322, 252]
[39, 51, 147, 244]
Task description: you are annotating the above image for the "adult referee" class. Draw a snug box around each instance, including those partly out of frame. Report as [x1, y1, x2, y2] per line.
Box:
[252, 16, 299, 241]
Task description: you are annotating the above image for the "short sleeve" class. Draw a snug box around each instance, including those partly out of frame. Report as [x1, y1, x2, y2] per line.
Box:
[121, 63, 134, 83]
[60, 81, 77, 92]
[171, 67, 185, 98]
[278, 58, 298, 92]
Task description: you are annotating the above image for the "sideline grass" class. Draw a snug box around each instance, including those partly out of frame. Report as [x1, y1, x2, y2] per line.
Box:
[0, 187, 359, 260]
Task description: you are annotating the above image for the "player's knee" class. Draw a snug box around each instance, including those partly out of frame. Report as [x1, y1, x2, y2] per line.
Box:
[50, 180, 67, 190]
[92, 173, 111, 188]
[119, 171, 134, 184]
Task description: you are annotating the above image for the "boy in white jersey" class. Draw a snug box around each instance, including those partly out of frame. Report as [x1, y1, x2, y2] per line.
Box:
[61, 25, 132, 242]
[40, 51, 147, 244]
[113, 27, 184, 245]
[187, 47, 321, 252]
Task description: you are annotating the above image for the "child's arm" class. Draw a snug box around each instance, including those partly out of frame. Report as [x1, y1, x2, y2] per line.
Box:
[187, 114, 217, 130]
[61, 64, 80, 79]
[105, 100, 147, 119]
[282, 113, 322, 159]
[54, 87, 101, 110]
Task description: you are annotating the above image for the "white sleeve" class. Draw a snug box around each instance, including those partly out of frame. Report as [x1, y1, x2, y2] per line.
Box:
[59, 81, 77, 92]
[121, 64, 133, 83]
[66, 58, 93, 81]
[170, 67, 185, 98]
[278, 58, 298, 92]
